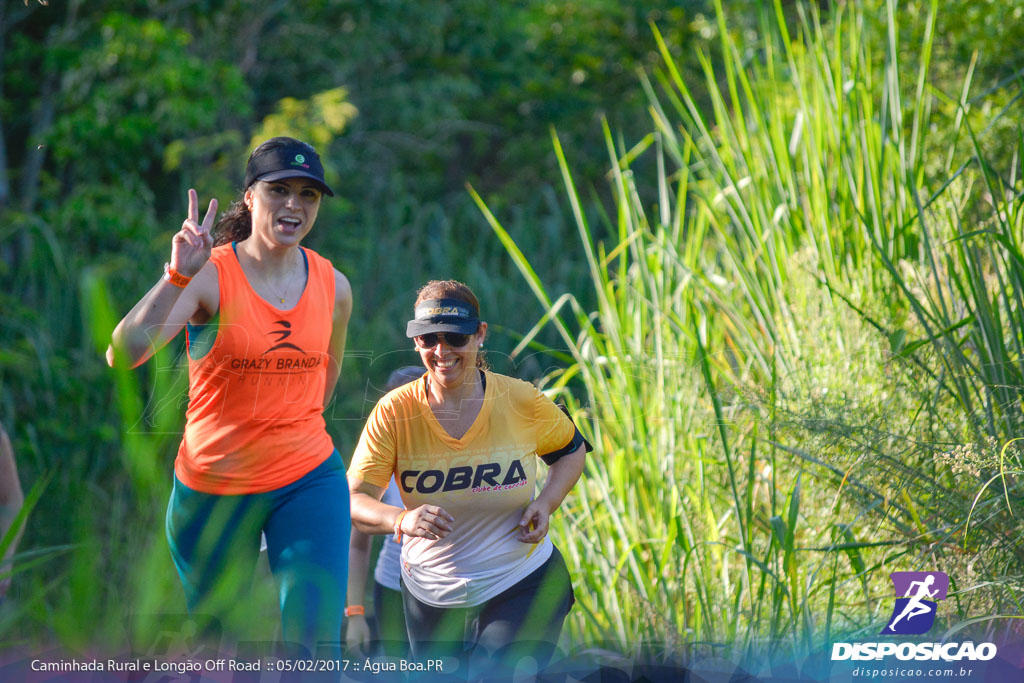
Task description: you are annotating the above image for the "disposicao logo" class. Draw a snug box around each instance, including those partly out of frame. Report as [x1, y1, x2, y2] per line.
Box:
[881, 571, 948, 635]
[831, 570, 998, 663]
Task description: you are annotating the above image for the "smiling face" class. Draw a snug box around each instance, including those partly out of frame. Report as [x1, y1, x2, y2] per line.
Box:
[245, 178, 322, 247]
[416, 323, 488, 394]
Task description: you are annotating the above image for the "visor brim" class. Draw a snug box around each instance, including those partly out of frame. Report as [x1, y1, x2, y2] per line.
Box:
[406, 318, 480, 338]
[253, 170, 334, 197]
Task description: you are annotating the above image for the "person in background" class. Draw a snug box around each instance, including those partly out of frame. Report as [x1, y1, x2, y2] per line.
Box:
[344, 366, 423, 658]
[107, 137, 353, 654]
[0, 423, 24, 599]
[348, 280, 589, 676]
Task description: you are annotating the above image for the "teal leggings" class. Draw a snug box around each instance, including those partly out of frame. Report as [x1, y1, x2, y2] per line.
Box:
[165, 451, 349, 655]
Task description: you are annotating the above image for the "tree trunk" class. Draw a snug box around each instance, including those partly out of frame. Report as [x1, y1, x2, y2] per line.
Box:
[18, 76, 57, 214]
[12, 0, 80, 265]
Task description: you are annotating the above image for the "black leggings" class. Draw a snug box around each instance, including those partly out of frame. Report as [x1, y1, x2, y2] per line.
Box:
[401, 546, 574, 674]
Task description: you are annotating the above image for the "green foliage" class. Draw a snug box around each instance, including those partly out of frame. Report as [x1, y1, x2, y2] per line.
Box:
[3, 0, 1024, 665]
[252, 88, 358, 154]
[49, 15, 246, 169]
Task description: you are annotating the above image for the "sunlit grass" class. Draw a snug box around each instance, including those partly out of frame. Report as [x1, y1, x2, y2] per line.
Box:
[475, 0, 1024, 668]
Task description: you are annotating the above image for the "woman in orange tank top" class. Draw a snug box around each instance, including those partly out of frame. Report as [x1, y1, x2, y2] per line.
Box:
[107, 137, 353, 655]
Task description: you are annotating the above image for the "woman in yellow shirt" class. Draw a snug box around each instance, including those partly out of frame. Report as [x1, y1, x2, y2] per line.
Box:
[348, 279, 588, 675]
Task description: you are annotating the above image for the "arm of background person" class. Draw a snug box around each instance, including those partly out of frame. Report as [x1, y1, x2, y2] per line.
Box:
[345, 528, 373, 656]
[0, 424, 24, 598]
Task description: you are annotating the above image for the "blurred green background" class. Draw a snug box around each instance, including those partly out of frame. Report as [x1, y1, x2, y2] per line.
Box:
[2, 0, 1024, 673]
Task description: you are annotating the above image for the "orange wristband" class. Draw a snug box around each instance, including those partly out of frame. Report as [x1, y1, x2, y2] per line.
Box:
[163, 263, 192, 288]
[344, 605, 365, 617]
[393, 510, 408, 544]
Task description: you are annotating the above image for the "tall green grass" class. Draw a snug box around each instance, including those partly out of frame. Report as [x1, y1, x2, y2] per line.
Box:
[475, 0, 1024, 667]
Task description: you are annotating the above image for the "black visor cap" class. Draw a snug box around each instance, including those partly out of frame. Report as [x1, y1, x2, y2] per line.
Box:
[244, 139, 334, 196]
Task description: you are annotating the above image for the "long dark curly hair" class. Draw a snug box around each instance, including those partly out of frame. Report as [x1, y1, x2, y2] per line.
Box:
[211, 197, 251, 248]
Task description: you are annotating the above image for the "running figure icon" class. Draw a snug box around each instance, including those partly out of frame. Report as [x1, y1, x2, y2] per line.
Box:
[887, 575, 937, 630]
[881, 571, 949, 635]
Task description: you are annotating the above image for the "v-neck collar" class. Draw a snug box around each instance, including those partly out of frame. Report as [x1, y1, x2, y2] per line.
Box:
[231, 241, 309, 312]
[419, 369, 491, 449]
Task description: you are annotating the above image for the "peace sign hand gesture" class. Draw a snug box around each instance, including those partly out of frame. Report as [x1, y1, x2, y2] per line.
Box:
[170, 189, 217, 277]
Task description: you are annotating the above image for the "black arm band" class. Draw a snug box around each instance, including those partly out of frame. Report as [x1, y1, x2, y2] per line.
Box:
[541, 404, 594, 465]
[541, 427, 592, 466]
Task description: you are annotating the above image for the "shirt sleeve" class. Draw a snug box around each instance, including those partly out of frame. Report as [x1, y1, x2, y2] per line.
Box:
[348, 399, 398, 489]
[534, 388, 577, 460]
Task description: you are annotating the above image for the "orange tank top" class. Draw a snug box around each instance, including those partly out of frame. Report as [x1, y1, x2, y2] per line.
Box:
[174, 243, 336, 494]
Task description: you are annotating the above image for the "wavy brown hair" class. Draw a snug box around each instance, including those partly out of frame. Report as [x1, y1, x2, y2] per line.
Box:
[211, 198, 251, 247]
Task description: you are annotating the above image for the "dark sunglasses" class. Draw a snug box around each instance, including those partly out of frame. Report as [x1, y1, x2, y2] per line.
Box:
[414, 331, 473, 348]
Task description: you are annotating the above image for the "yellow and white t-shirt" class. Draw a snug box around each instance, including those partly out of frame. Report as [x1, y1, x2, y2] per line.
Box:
[349, 370, 577, 607]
